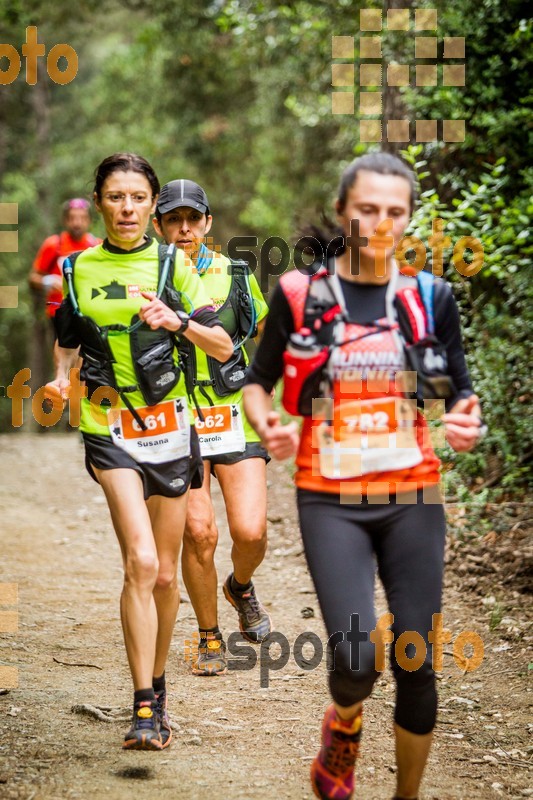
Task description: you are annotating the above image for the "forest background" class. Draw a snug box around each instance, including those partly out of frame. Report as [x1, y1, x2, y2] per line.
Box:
[0, 0, 531, 504]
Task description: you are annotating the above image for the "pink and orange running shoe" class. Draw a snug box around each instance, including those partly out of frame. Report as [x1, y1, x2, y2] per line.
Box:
[310, 704, 363, 799]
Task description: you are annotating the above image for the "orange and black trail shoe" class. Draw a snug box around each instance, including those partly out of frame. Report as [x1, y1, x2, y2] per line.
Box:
[123, 700, 163, 751]
[192, 632, 228, 676]
[154, 689, 172, 748]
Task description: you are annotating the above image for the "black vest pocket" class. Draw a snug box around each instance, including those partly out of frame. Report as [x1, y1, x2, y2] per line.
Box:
[206, 348, 247, 397]
[76, 316, 117, 399]
[403, 337, 456, 401]
[130, 322, 180, 406]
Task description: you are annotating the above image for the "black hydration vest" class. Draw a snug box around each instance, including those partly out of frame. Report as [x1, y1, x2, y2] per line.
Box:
[182, 260, 258, 405]
[63, 243, 188, 431]
[281, 263, 456, 415]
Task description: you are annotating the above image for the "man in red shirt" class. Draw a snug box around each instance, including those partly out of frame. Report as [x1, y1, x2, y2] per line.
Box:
[29, 198, 100, 320]
[28, 199, 100, 400]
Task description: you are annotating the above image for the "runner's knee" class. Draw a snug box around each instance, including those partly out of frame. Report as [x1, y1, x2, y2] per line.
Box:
[124, 550, 159, 587]
[230, 522, 267, 551]
[184, 515, 218, 558]
[328, 640, 379, 707]
[154, 568, 178, 591]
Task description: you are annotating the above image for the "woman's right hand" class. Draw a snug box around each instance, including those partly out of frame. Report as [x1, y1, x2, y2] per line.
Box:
[43, 378, 71, 411]
[442, 394, 483, 453]
[261, 411, 300, 460]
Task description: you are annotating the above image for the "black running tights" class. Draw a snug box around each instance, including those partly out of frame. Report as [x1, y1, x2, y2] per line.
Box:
[297, 487, 446, 735]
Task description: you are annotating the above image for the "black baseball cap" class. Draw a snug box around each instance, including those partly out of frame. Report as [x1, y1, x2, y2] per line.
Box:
[157, 179, 210, 215]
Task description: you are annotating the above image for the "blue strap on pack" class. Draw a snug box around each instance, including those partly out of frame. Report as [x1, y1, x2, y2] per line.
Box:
[416, 270, 435, 336]
[195, 242, 213, 275]
[63, 256, 82, 316]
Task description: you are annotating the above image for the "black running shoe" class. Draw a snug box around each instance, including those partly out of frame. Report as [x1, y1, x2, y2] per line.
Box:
[123, 700, 163, 751]
[154, 689, 172, 748]
[192, 633, 228, 676]
[223, 574, 271, 643]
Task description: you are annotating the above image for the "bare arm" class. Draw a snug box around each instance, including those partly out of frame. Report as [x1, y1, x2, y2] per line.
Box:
[28, 270, 44, 291]
[44, 345, 81, 408]
[55, 345, 80, 381]
[253, 317, 267, 344]
[182, 318, 233, 362]
[28, 270, 62, 293]
[139, 291, 233, 362]
[243, 383, 299, 460]
[29, 238, 62, 293]
[442, 393, 483, 452]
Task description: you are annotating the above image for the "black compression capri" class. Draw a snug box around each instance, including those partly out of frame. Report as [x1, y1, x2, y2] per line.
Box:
[297, 486, 446, 735]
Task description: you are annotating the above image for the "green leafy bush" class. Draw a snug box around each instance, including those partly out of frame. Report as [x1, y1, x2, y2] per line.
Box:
[403, 148, 532, 498]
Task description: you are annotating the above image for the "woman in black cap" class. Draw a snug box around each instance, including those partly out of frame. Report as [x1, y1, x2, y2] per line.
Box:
[154, 178, 271, 676]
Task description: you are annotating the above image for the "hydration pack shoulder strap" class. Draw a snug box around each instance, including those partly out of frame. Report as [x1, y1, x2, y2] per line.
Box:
[229, 260, 258, 346]
[217, 260, 258, 347]
[182, 258, 258, 408]
[280, 263, 344, 339]
[393, 269, 433, 343]
[393, 269, 456, 401]
[279, 268, 313, 330]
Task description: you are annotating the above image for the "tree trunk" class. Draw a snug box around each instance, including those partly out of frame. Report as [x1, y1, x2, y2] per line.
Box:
[28, 62, 53, 415]
[382, 0, 413, 153]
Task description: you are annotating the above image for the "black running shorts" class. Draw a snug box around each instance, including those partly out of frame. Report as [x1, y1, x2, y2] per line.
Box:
[207, 441, 270, 476]
[83, 426, 203, 499]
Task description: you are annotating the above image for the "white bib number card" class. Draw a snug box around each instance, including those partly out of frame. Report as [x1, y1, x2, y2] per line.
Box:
[316, 397, 423, 479]
[109, 398, 190, 464]
[193, 404, 246, 457]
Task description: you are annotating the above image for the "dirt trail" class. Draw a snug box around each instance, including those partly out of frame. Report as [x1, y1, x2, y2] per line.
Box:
[0, 434, 531, 799]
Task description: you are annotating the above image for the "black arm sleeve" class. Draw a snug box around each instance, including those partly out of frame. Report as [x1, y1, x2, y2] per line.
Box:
[245, 282, 295, 393]
[54, 299, 80, 349]
[433, 280, 474, 409]
[192, 306, 223, 328]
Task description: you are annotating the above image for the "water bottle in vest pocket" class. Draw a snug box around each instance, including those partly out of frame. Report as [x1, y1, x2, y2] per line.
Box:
[394, 280, 456, 402]
[282, 329, 331, 417]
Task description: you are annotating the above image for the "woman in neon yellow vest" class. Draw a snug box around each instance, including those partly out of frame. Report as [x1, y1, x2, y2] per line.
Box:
[153, 179, 270, 676]
[46, 154, 232, 750]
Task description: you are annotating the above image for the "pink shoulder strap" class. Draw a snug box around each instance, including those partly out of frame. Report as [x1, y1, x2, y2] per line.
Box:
[279, 269, 311, 331]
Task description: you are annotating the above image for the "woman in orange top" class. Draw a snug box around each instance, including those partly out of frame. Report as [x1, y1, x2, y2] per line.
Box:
[244, 153, 483, 800]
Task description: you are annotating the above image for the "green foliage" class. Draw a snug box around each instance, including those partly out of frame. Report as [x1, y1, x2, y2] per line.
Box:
[444, 484, 492, 538]
[0, 0, 530, 498]
[404, 0, 532, 186]
[402, 148, 532, 497]
[488, 602, 506, 632]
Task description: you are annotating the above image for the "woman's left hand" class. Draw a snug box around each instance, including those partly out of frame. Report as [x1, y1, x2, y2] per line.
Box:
[139, 291, 181, 332]
[441, 394, 483, 452]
